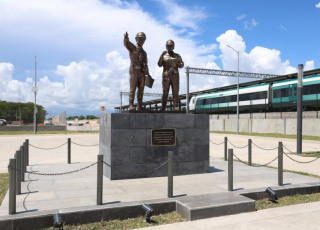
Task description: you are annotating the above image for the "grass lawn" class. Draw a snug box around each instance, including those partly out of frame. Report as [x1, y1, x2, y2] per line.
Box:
[0, 130, 99, 135]
[43, 212, 187, 230]
[256, 193, 320, 210]
[0, 173, 9, 206]
[211, 131, 320, 142]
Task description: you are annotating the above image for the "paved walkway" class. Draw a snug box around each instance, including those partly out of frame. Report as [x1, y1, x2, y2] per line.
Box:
[0, 156, 319, 216]
[141, 201, 320, 230]
[210, 133, 320, 176]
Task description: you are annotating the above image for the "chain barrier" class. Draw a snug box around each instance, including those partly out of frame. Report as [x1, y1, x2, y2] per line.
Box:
[210, 140, 224, 145]
[103, 157, 172, 176]
[8, 162, 98, 176]
[227, 140, 248, 149]
[232, 152, 278, 167]
[251, 142, 278, 151]
[29, 142, 67, 150]
[283, 152, 320, 164]
[71, 141, 99, 147]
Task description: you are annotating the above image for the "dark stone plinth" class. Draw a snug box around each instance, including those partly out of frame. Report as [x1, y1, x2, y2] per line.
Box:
[99, 113, 209, 180]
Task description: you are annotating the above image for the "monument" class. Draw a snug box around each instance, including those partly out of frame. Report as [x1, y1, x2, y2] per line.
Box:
[158, 40, 184, 111]
[100, 33, 209, 180]
[123, 31, 150, 110]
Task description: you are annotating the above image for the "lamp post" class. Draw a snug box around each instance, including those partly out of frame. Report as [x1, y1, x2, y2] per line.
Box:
[33, 55, 38, 135]
[226, 45, 239, 135]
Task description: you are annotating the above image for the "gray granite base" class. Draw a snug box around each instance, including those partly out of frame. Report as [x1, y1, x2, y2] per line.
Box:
[99, 113, 210, 180]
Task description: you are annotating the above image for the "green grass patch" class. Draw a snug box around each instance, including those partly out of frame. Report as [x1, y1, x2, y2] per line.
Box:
[256, 193, 320, 210]
[43, 211, 187, 230]
[0, 130, 99, 135]
[0, 173, 9, 206]
[211, 131, 320, 141]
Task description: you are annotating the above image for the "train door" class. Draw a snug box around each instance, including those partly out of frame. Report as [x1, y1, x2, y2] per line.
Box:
[288, 84, 297, 102]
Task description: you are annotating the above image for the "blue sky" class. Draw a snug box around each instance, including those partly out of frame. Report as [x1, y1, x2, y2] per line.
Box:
[0, 0, 319, 117]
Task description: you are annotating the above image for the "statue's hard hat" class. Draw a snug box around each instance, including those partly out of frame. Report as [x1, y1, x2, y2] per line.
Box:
[136, 32, 146, 39]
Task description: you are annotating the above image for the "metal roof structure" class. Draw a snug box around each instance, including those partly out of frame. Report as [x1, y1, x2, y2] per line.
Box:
[114, 68, 320, 112]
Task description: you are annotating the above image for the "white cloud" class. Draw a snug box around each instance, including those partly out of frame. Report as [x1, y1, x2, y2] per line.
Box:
[305, 61, 315, 71]
[216, 30, 314, 76]
[244, 18, 258, 30]
[279, 25, 288, 31]
[158, 0, 207, 30]
[316, 2, 320, 8]
[236, 14, 247, 21]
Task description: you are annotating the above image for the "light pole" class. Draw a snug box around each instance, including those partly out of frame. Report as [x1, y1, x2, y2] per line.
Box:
[33, 55, 38, 135]
[226, 45, 239, 135]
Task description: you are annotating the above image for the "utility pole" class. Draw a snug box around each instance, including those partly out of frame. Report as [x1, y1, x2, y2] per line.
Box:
[33, 55, 38, 135]
[297, 64, 303, 154]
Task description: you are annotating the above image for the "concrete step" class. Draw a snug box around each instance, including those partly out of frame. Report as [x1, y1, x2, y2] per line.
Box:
[176, 192, 255, 221]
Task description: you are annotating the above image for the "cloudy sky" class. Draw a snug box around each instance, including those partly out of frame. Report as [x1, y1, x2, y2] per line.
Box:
[0, 0, 319, 116]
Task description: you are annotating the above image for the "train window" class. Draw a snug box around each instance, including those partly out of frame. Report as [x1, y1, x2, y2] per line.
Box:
[303, 84, 320, 95]
[196, 99, 204, 106]
[273, 88, 288, 98]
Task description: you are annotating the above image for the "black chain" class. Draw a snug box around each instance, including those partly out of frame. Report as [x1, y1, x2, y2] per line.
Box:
[283, 145, 320, 158]
[29, 142, 67, 150]
[283, 152, 320, 164]
[71, 141, 99, 147]
[103, 157, 172, 175]
[210, 140, 224, 145]
[252, 142, 278, 151]
[232, 152, 279, 167]
[228, 140, 248, 149]
[8, 162, 98, 176]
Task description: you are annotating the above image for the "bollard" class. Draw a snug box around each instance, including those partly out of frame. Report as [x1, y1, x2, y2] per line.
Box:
[228, 149, 233, 191]
[278, 142, 283, 186]
[23, 142, 27, 171]
[9, 158, 16, 214]
[15, 150, 21, 195]
[20, 145, 25, 182]
[168, 151, 174, 198]
[224, 137, 228, 161]
[68, 138, 71, 164]
[26, 139, 29, 166]
[248, 139, 252, 166]
[97, 155, 103, 205]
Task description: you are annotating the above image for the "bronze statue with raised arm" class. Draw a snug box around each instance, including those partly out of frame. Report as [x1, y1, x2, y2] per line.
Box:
[158, 40, 184, 111]
[123, 31, 149, 110]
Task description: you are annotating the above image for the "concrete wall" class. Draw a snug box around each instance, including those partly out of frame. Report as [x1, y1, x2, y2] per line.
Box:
[52, 111, 66, 126]
[100, 113, 210, 180]
[210, 116, 320, 136]
[67, 126, 99, 131]
[0, 125, 66, 131]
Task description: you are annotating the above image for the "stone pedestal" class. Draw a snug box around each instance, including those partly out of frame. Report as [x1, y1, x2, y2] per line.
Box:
[99, 113, 209, 180]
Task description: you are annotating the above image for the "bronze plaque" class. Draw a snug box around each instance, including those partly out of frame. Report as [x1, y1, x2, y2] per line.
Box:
[151, 128, 176, 146]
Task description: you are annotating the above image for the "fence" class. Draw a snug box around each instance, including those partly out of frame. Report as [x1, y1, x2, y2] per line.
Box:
[7, 139, 174, 215]
[211, 137, 320, 191]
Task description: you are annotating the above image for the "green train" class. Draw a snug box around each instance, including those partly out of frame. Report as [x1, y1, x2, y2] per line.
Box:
[190, 74, 320, 113]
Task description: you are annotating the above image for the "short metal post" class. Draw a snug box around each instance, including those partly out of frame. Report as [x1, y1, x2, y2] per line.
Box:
[23, 142, 27, 170]
[224, 137, 228, 161]
[26, 139, 29, 165]
[97, 155, 103, 205]
[278, 142, 283, 186]
[9, 158, 16, 214]
[228, 149, 233, 191]
[20, 145, 25, 182]
[297, 64, 303, 154]
[168, 151, 174, 198]
[248, 139, 252, 166]
[15, 150, 21, 195]
[68, 138, 71, 164]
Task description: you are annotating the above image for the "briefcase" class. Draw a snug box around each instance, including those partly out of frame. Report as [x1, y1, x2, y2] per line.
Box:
[145, 74, 154, 88]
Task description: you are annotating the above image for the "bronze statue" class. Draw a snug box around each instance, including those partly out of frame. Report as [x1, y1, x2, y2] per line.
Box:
[158, 40, 184, 111]
[123, 32, 149, 110]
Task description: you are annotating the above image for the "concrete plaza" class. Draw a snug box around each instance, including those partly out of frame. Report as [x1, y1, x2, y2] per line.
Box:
[0, 132, 320, 226]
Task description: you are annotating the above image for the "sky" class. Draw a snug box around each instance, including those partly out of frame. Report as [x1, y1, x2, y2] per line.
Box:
[0, 0, 320, 117]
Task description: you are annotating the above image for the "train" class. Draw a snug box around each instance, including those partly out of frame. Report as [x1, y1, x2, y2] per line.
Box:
[189, 74, 320, 113]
